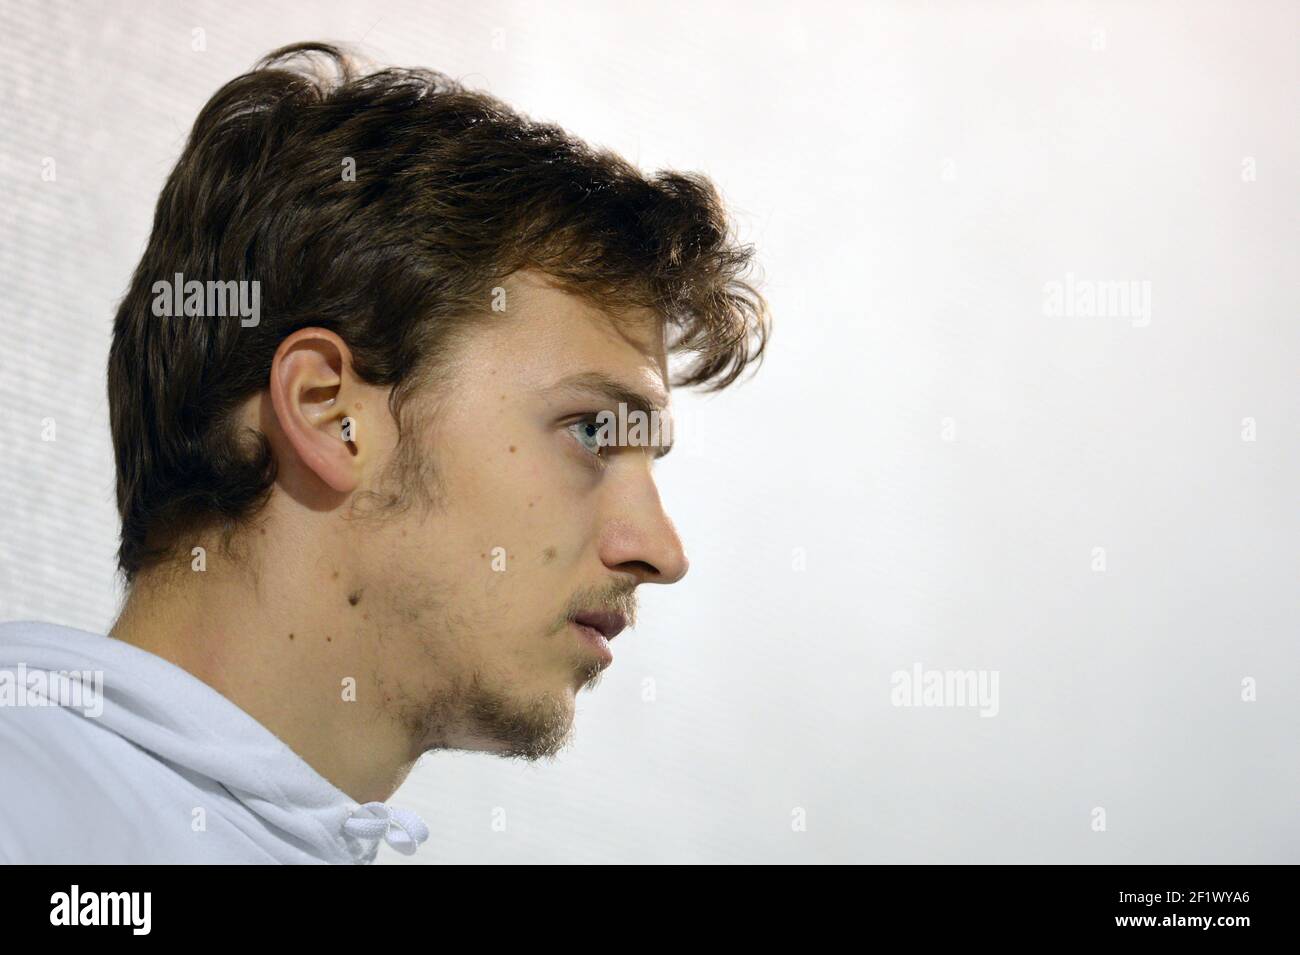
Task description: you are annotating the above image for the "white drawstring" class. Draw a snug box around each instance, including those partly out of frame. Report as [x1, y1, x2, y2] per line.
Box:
[343, 802, 430, 856]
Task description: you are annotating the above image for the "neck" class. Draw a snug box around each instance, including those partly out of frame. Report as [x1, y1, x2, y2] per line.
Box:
[109, 557, 416, 805]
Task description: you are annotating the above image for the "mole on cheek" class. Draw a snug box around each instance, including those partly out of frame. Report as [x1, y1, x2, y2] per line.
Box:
[542, 546, 557, 563]
[348, 590, 362, 607]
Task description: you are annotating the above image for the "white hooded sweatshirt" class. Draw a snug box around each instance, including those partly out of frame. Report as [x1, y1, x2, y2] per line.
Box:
[0, 619, 429, 864]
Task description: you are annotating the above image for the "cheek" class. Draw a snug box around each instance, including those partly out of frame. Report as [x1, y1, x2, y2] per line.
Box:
[472, 433, 582, 518]
[438, 424, 597, 575]
[436, 443, 556, 569]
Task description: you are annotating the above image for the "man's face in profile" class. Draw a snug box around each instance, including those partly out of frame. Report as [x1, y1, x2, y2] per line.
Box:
[349, 270, 689, 761]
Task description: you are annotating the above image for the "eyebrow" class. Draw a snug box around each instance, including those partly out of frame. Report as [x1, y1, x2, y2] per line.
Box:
[541, 371, 675, 459]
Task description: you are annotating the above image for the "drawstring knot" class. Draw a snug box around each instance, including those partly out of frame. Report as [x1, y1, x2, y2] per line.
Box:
[343, 802, 430, 856]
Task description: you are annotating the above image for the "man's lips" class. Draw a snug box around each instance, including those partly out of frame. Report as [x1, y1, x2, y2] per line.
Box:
[570, 610, 627, 640]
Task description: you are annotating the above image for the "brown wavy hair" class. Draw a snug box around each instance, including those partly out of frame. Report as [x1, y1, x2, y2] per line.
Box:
[108, 41, 770, 584]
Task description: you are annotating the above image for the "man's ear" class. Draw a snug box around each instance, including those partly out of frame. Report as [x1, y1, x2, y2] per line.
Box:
[268, 328, 368, 494]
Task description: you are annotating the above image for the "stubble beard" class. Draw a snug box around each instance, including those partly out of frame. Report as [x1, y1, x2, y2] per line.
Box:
[392, 610, 606, 763]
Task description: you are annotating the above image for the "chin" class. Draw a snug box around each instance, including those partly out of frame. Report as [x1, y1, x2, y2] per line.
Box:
[466, 681, 579, 761]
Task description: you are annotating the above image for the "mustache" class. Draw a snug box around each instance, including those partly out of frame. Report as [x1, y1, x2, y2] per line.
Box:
[564, 581, 638, 629]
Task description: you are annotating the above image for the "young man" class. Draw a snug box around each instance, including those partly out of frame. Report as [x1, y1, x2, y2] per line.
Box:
[0, 42, 768, 864]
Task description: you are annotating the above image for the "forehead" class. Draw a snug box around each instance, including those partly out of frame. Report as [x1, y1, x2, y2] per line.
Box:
[475, 270, 671, 405]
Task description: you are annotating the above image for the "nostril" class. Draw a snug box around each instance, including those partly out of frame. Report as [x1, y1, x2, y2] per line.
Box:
[619, 559, 660, 579]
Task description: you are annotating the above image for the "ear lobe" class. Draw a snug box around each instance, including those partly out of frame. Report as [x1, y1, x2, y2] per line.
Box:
[269, 331, 364, 495]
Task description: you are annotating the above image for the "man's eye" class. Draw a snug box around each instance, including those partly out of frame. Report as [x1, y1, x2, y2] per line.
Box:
[566, 416, 607, 458]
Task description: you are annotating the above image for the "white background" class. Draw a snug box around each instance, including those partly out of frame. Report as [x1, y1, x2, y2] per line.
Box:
[1, 0, 1296, 863]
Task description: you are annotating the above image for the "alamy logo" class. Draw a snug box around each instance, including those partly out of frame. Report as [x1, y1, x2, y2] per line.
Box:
[890, 663, 1000, 717]
[50, 885, 151, 935]
[0, 664, 103, 717]
[593, 402, 673, 449]
[151, 272, 261, 327]
[1043, 273, 1151, 327]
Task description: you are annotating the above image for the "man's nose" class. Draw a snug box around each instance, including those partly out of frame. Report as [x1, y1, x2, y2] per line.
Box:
[598, 481, 690, 585]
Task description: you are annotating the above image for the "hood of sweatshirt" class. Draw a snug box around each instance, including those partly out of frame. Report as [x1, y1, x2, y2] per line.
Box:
[0, 619, 429, 864]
